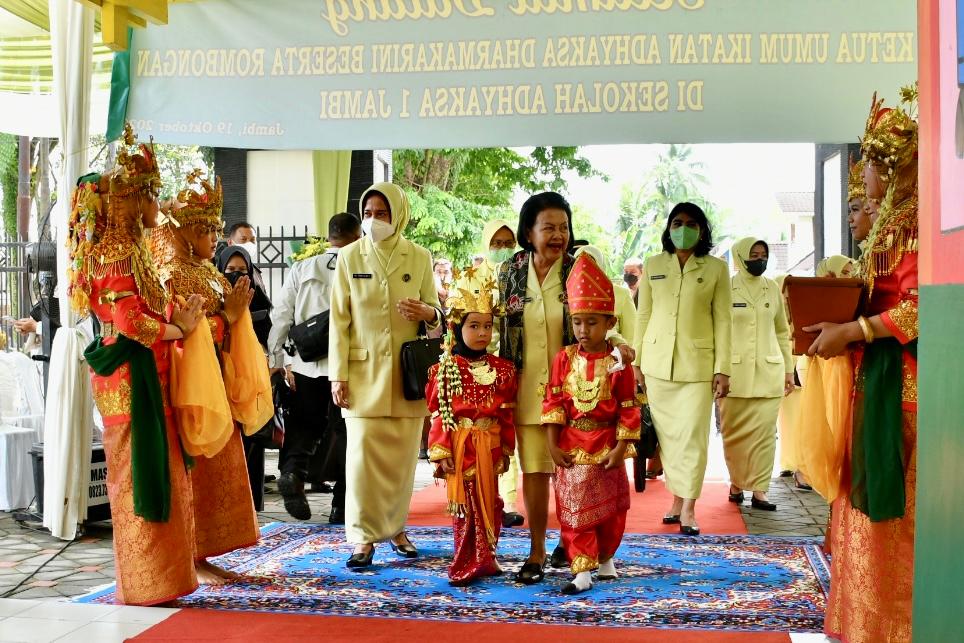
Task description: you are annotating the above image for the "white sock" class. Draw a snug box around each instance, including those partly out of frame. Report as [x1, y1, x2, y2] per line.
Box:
[599, 559, 617, 578]
[572, 570, 592, 591]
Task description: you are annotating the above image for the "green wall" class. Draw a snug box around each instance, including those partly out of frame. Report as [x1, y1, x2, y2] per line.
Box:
[913, 284, 964, 641]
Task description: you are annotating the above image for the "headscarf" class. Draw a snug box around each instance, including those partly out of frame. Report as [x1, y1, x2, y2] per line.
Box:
[451, 315, 490, 360]
[358, 182, 411, 251]
[216, 245, 273, 345]
[573, 243, 606, 270]
[732, 237, 770, 300]
[480, 219, 515, 251]
[816, 255, 856, 278]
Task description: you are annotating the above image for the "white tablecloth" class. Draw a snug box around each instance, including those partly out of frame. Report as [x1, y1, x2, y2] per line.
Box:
[0, 424, 36, 511]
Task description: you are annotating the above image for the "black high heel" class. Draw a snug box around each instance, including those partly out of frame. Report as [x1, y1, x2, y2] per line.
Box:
[346, 545, 375, 569]
[389, 533, 418, 558]
[515, 558, 547, 585]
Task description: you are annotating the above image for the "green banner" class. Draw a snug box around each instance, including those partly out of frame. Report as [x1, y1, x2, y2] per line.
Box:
[123, 0, 916, 148]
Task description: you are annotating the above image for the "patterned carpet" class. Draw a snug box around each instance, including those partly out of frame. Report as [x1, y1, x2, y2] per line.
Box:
[78, 523, 829, 632]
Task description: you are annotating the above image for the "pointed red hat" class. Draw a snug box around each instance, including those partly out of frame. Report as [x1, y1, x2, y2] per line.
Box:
[566, 252, 615, 315]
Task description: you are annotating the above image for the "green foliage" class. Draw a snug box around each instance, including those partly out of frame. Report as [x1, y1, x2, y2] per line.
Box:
[89, 134, 209, 201]
[405, 185, 514, 267]
[395, 146, 605, 208]
[0, 134, 18, 238]
[612, 144, 727, 267]
[570, 203, 616, 276]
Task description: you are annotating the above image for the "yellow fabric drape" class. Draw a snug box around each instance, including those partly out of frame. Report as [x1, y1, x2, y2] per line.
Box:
[169, 317, 234, 457]
[312, 150, 351, 233]
[222, 308, 274, 435]
[447, 423, 501, 546]
[795, 354, 853, 502]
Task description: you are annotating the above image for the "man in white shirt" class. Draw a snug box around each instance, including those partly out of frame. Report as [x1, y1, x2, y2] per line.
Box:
[267, 213, 361, 523]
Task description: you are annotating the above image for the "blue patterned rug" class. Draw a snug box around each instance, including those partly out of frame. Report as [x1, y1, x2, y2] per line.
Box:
[78, 523, 829, 632]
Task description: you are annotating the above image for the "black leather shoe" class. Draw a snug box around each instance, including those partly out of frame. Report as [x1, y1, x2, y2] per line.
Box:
[728, 491, 745, 503]
[389, 533, 418, 558]
[502, 512, 525, 528]
[680, 525, 701, 536]
[661, 514, 681, 524]
[346, 546, 374, 569]
[329, 506, 345, 525]
[515, 559, 546, 585]
[549, 545, 568, 569]
[561, 581, 592, 595]
[751, 497, 777, 511]
[277, 473, 311, 521]
[645, 468, 663, 480]
[418, 448, 429, 460]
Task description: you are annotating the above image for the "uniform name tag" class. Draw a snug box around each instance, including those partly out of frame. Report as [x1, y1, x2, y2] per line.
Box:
[733, 303, 748, 308]
[650, 275, 666, 280]
[352, 273, 372, 279]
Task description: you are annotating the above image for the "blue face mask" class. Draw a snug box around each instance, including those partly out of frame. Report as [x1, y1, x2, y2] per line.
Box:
[670, 226, 700, 250]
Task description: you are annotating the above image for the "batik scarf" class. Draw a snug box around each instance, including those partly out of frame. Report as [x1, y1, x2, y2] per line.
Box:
[497, 250, 575, 371]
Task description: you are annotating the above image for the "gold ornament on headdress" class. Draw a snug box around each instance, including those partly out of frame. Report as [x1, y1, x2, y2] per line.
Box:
[445, 276, 502, 325]
[858, 83, 919, 298]
[66, 123, 168, 317]
[847, 154, 866, 202]
[860, 84, 919, 182]
[171, 169, 224, 233]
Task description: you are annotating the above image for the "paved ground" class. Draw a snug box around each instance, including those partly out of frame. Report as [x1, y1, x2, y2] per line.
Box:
[0, 444, 828, 603]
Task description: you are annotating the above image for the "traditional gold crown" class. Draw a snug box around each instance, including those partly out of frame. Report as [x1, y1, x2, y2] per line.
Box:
[860, 84, 918, 180]
[847, 154, 866, 201]
[445, 276, 501, 324]
[109, 122, 162, 198]
[171, 169, 224, 232]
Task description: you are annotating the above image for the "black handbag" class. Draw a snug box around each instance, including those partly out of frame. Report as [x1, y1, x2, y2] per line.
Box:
[399, 320, 443, 401]
[288, 310, 330, 362]
[248, 372, 288, 449]
[638, 401, 659, 459]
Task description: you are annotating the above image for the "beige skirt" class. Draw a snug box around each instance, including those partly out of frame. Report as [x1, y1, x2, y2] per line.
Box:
[721, 396, 782, 492]
[645, 377, 713, 500]
[344, 416, 422, 544]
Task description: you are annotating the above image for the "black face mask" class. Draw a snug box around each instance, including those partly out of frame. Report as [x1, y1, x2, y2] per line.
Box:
[623, 273, 639, 287]
[224, 271, 248, 286]
[744, 259, 768, 277]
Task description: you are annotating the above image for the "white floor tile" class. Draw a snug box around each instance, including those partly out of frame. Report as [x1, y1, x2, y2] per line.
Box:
[0, 617, 83, 643]
[0, 599, 42, 619]
[52, 620, 155, 642]
[93, 605, 179, 625]
[15, 601, 121, 622]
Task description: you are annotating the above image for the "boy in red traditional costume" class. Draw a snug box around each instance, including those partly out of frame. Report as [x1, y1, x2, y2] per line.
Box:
[426, 278, 517, 586]
[542, 252, 639, 595]
[67, 124, 207, 604]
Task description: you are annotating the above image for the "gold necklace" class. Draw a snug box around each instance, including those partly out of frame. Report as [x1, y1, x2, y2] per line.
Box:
[468, 359, 497, 386]
[572, 375, 602, 413]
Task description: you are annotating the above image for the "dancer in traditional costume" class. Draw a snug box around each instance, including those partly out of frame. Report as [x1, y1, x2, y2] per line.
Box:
[66, 125, 205, 604]
[151, 170, 269, 583]
[806, 86, 920, 643]
[426, 279, 517, 586]
[542, 253, 639, 595]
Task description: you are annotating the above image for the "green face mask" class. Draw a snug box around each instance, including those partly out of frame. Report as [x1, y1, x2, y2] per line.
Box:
[670, 225, 700, 250]
[488, 247, 514, 264]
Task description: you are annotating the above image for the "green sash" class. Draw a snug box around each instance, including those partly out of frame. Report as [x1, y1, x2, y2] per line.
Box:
[84, 335, 170, 522]
[850, 337, 916, 522]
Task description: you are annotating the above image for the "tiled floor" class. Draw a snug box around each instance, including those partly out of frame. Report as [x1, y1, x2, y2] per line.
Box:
[0, 439, 831, 641]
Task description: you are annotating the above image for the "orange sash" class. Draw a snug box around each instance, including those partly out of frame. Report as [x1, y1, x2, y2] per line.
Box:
[447, 417, 501, 545]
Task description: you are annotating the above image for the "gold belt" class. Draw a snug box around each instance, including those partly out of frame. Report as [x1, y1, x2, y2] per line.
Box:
[570, 418, 608, 432]
[457, 417, 498, 431]
[100, 321, 119, 338]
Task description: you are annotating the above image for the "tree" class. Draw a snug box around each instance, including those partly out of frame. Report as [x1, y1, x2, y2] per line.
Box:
[570, 203, 616, 276]
[396, 146, 605, 265]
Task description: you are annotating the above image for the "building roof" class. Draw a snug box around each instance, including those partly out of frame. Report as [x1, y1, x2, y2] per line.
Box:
[774, 192, 815, 214]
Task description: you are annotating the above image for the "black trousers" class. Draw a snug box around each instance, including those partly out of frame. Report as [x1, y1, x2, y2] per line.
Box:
[241, 432, 265, 511]
[281, 372, 346, 510]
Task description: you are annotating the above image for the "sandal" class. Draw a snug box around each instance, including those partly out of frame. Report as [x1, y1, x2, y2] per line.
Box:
[515, 559, 547, 585]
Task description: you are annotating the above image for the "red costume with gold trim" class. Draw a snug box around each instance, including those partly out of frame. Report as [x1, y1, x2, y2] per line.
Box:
[541, 253, 639, 575]
[426, 354, 517, 585]
[67, 127, 198, 605]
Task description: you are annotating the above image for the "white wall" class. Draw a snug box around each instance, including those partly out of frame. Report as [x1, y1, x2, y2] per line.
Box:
[246, 150, 317, 235]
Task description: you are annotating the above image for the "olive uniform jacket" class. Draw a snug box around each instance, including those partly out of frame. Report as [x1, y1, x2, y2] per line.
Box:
[728, 272, 793, 399]
[329, 235, 441, 419]
[634, 252, 732, 383]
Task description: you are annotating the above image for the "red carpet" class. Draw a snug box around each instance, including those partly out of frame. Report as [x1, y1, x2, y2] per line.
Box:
[409, 471, 747, 535]
[135, 609, 791, 642]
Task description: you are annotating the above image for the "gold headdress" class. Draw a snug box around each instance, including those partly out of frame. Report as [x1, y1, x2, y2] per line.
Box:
[847, 154, 866, 202]
[171, 169, 224, 232]
[66, 123, 167, 316]
[444, 275, 502, 325]
[860, 84, 919, 182]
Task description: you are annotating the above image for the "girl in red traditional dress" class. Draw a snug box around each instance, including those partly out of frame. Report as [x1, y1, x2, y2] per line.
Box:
[426, 279, 517, 586]
[542, 252, 639, 595]
[67, 125, 206, 604]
